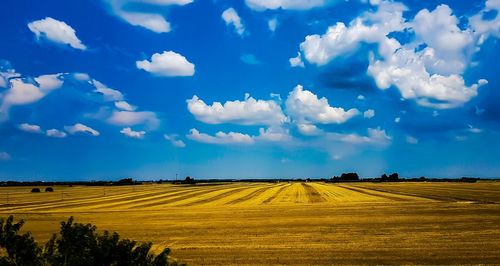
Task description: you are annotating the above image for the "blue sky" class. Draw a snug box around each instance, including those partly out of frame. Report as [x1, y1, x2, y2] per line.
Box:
[1, 0, 500, 180]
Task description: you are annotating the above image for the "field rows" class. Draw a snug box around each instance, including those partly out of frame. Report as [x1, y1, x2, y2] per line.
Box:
[0, 182, 450, 212]
[1, 182, 500, 265]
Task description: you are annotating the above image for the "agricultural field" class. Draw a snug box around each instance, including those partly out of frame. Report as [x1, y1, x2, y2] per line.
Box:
[1, 181, 500, 265]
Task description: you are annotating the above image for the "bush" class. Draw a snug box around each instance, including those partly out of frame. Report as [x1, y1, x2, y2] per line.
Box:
[45, 187, 54, 192]
[31, 188, 41, 193]
[0, 216, 181, 266]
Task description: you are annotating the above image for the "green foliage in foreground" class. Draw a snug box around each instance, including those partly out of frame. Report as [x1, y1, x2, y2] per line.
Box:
[0, 216, 182, 266]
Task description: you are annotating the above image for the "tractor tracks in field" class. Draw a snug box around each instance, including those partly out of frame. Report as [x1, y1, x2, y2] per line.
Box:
[225, 184, 279, 205]
[337, 185, 413, 202]
[301, 183, 326, 203]
[262, 183, 292, 204]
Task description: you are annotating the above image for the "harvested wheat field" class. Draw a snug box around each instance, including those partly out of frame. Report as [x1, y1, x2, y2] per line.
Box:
[1, 181, 500, 265]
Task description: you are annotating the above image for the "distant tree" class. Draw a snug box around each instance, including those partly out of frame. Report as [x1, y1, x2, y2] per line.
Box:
[339, 173, 359, 181]
[388, 173, 399, 182]
[182, 176, 195, 185]
[45, 187, 54, 192]
[31, 188, 41, 193]
[117, 178, 134, 185]
[419, 176, 426, 181]
[380, 174, 388, 182]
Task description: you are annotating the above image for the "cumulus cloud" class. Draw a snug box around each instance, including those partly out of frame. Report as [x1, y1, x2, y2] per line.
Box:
[295, 2, 490, 109]
[28, 17, 86, 50]
[187, 94, 286, 126]
[222, 8, 245, 36]
[327, 127, 391, 145]
[470, 0, 500, 44]
[255, 127, 292, 142]
[18, 123, 42, 134]
[65, 123, 100, 136]
[107, 110, 159, 128]
[297, 123, 323, 136]
[46, 129, 67, 138]
[120, 127, 146, 139]
[164, 134, 186, 148]
[136, 51, 195, 77]
[0, 74, 64, 119]
[285, 85, 359, 124]
[187, 128, 254, 145]
[114, 101, 136, 111]
[104, 0, 193, 33]
[245, 0, 326, 10]
[363, 109, 375, 119]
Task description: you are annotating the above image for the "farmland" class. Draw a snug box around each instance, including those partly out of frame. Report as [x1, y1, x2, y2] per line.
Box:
[1, 182, 500, 265]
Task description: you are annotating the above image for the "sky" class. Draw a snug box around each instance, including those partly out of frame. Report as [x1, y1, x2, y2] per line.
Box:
[1, 0, 500, 181]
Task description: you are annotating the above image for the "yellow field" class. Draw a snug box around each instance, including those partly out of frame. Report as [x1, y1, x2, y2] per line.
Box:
[1, 182, 500, 265]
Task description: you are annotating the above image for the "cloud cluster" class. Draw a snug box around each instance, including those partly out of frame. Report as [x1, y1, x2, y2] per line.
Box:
[187, 85, 382, 148]
[65, 123, 100, 136]
[294, 1, 495, 109]
[285, 85, 359, 124]
[28, 17, 86, 50]
[187, 94, 287, 126]
[136, 51, 195, 77]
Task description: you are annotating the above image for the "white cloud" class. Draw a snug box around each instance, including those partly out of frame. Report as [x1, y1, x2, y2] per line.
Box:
[363, 109, 375, 119]
[107, 110, 159, 128]
[114, 101, 137, 111]
[285, 85, 359, 124]
[65, 123, 100, 136]
[222, 8, 245, 36]
[255, 127, 291, 142]
[394, 117, 401, 123]
[368, 48, 487, 109]
[187, 94, 286, 126]
[0, 152, 11, 161]
[470, 0, 500, 44]
[28, 17, 86, 50]
[298, 2, 406, 65]
[327, 127, 391, 145]
[120, 127, 146, 139]
[92, 79, 124, 101]
[357, 95, 365, 100]
[18, 123, 42, 134]
[164, 134, 186, 148]
[245, 0, 326, 10]
[136, 51, 195, 77]
[411, 5, 474, 75]
[296, 2, 490, 109]
[46, 129, 67, 138]
[1, 74, 64, 119]
[406, 135, 419, 144]
[289, 52, 305, 68]
[0, 69, 21, 88]
[268, 18, 278, 32]
[187, 128, 254, 145]
[297, 123, 323, 136]
[105, 0, 193, 33]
